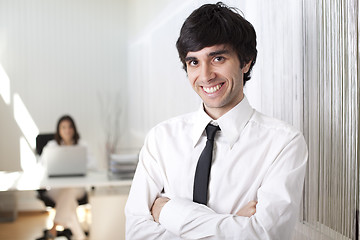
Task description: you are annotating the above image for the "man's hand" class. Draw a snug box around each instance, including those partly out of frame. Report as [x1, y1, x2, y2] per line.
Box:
[151, 197, 170, 223]
[236, 200, 257, 217]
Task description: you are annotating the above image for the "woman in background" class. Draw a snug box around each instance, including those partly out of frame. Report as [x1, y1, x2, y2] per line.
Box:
[41, 115, 88, 240]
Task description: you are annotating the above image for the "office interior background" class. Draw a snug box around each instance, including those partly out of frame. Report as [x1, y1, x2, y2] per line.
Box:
[0, 0, 359, 239]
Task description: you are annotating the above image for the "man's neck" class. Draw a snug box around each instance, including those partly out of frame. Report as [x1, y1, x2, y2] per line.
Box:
[204, 95, 245, 120]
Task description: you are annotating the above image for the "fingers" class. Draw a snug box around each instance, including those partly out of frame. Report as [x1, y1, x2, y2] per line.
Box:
[151, 197, 170, 223]
[247, 201, 257, 216]
[236, 200, 257, 217]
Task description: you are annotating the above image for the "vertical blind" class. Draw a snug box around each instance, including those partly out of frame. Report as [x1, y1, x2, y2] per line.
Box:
[299, 0, 360, 238]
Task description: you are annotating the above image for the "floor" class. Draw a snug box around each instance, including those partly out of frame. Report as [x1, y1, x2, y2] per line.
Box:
[0, 207, 90, 240]
[0, 211, 51, 240]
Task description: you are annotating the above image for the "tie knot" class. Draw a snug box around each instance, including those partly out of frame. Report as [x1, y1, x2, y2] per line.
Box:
[205, 124, 220, 141]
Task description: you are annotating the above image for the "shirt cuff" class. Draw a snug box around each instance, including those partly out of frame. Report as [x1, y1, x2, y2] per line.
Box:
[159, 197, 197, 236]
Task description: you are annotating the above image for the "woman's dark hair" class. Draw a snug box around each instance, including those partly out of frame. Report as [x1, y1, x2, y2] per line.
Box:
[54, 115, 80, 145]
[176, 2, 257, 85]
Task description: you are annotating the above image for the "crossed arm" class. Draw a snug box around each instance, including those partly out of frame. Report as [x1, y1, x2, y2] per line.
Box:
[151, 197, 257, 223]
[125, 132, 308, 239]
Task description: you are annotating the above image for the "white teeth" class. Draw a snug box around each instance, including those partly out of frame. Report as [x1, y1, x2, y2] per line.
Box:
[203, 84, 222, 93]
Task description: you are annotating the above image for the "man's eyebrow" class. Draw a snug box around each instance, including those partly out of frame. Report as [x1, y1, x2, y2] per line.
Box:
[185, 56, 197, 62]
[185, 49, 230, 62]
[209, 49, 230, 56]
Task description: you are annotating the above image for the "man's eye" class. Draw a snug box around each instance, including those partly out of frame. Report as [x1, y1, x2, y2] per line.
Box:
[188, 60, 198, 66]
[214, 56, 225, 62]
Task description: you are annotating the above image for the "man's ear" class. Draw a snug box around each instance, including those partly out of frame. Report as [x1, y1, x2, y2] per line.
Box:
[242, 60, 253, 73]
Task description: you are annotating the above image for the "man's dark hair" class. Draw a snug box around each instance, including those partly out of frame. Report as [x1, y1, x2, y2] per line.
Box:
[176, 2, 257, 85]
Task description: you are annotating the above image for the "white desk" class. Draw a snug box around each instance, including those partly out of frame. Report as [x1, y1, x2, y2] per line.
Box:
[0, 165, 132, 191]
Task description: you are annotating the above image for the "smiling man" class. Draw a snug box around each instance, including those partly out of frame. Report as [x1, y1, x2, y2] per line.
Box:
[125, 2, 308, 240]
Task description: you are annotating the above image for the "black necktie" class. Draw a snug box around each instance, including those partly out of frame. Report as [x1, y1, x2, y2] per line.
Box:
[193, 124, 220, 205]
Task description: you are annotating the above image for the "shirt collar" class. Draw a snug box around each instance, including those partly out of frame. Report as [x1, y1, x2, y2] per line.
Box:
[192, 95, 254, 148]
[192, 104, 213, 147]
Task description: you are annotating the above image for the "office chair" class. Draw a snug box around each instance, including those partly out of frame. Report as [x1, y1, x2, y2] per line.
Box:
[36, 133, 56, 155]
[35, 133, 89, 239]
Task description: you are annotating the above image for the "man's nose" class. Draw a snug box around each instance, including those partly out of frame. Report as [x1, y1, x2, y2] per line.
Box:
[199, 63, 215, 82]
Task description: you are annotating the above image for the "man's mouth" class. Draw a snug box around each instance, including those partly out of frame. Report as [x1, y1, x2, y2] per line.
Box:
[202, 83, 224, 94]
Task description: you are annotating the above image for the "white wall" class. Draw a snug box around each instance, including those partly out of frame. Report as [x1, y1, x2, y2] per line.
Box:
[242, 0, 304, 130]
[125, 0, 202, 147]
[0, 0, 128, 170]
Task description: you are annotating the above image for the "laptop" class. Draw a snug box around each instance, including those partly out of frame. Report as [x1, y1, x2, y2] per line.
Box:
[42, 145, 87, 177]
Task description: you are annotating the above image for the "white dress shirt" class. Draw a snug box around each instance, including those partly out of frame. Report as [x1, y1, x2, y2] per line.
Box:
[125, 96, 308, 240]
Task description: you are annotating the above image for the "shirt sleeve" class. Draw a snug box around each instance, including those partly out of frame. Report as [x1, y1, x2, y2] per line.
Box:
[125, 129, 176, 239]
[158, 133, 308, 240]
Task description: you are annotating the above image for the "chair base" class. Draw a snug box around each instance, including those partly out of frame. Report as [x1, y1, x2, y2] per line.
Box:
[36, 228, 72, 240]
